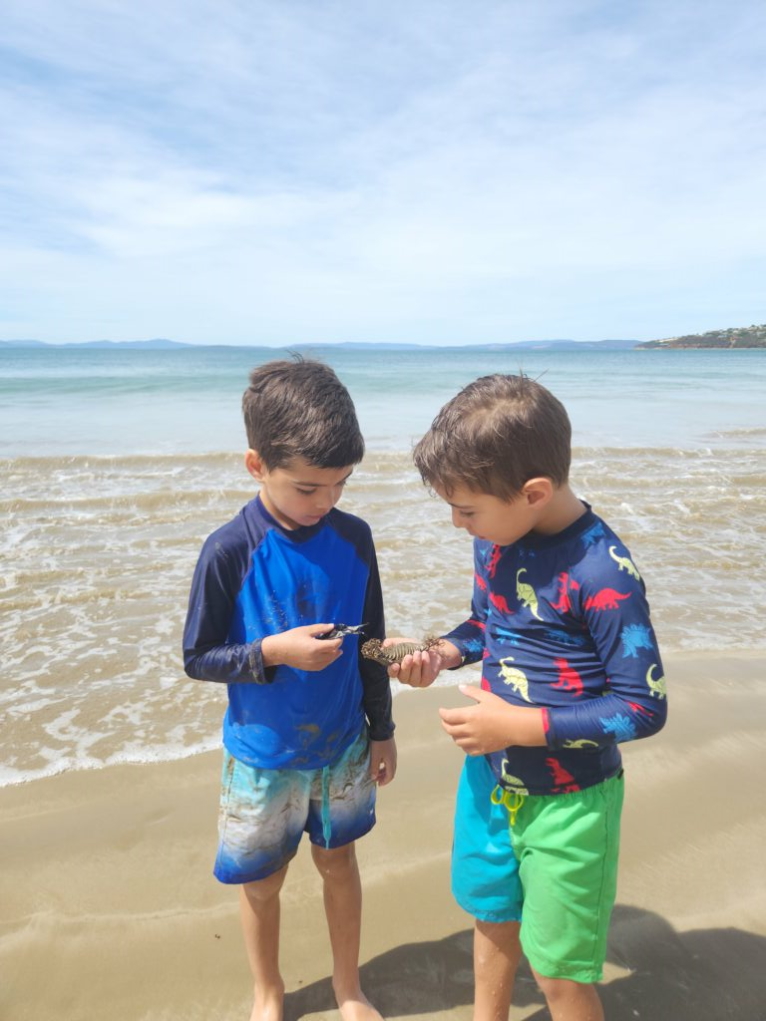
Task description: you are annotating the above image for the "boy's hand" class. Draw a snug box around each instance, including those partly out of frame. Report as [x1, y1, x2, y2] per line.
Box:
[384, 637, 460, 688]
[439, 685, 546, 754]
[369, 737, 397, 786]
[261, 624, 343, 671]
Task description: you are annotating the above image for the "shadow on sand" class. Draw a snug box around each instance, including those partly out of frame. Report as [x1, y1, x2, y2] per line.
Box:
[284, 904, 766, 1021]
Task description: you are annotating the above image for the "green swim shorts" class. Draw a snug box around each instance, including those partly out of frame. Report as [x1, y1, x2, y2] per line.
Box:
[452, 754, 624, 983]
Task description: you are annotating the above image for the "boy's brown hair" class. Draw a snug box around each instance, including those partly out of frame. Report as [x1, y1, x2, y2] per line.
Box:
[242, 357, 365, 469]
[413, 373, 571, 500]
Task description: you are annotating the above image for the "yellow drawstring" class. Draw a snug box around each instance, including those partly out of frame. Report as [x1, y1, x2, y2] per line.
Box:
[491, 784, 526, 826]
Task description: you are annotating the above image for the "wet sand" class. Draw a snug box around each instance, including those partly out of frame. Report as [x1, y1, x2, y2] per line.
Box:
[2, 654, 765, 1021]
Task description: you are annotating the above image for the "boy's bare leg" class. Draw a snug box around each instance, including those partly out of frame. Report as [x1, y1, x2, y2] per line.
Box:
[311, 842, 383, 1021]
[240, 864, 289, 1021]
[473, 919, 522, 1021]
[533, 971, 604, 1021]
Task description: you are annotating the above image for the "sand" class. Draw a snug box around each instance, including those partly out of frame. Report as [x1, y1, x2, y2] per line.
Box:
[2, 654, 765, 1021]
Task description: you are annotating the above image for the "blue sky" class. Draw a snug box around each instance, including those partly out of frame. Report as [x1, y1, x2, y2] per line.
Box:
[1, 0, 764, 346]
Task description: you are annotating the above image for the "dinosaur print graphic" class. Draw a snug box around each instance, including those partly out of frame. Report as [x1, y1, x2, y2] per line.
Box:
[498, 657, 531, 702]
[552, 657, 584, 696]
[627, 700, 655, 719]
[600, 714, 638, 742]
[544, 627, 589, 648]
[609, 545, 641, 580]
[581, 521, 607, 547]
[499, 758, 529, 793]
[486, 544, 502, 579]
[550, 571, 580, 612]
[585, 588, 632, 611]
[489, 591, 515, 615]
[474, 572, 487, 591]
[646, 664, 667, 699]
[516, 569, 542, 620]
[546, 757, 580, 792]
[621, 623, 654, 658]
[494, 626, 521, 645]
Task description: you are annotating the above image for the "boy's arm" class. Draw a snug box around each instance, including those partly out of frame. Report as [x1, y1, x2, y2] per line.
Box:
[391, 540, 490, 687]
[182, 536, 269, 683]
[358, 548, 396, 740]
[544, 560, 668, 749]
[441, 547, 667, 755]
[183, 534, 341, 684]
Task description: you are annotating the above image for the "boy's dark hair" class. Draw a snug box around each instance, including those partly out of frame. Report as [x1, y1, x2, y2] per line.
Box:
[242, 357, 365, 469]
[413, 373, 571, 500]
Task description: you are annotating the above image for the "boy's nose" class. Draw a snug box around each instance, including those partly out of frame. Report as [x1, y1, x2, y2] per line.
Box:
[316, 491, 337, 513]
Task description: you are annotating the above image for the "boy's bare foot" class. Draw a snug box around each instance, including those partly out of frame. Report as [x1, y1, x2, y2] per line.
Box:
[249, 983, 285, 1021]
[335, 990, 384, 1021]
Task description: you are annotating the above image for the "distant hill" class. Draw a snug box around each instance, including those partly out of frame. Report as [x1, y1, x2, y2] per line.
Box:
[0, 338, 187, 349]
[640, 324, 766, 349]
[0, 337, 639, 351]
[3, 329, 764, 351]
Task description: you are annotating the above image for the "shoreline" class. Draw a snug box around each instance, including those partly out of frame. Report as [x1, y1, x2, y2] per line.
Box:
[2, 654, 765, 1021]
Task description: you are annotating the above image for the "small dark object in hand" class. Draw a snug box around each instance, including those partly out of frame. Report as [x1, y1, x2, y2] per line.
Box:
[317, 623, 368, 640]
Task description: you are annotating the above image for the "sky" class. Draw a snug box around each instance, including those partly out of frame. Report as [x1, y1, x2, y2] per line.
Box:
[1, 0, 764, 346]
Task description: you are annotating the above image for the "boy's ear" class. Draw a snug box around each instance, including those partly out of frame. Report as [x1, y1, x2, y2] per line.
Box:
[522, 477, 553, 507]
[244, 449, 267, 481]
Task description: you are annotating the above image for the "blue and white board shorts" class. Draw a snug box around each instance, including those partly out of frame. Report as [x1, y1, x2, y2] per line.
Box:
[214, 729, 375, 884]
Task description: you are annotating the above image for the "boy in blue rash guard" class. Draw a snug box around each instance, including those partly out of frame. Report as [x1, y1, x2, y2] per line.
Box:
[388, 374, 666, 1021]
[183, 358, 396, 1021]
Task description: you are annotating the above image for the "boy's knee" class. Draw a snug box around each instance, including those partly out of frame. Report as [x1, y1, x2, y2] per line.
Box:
[311, 841, 357, 879]
[532, 969, 596, 1005]
[241, 863, 288, 903]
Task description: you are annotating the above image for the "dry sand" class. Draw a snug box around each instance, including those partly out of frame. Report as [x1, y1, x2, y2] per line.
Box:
[2, 655, 765, 1021]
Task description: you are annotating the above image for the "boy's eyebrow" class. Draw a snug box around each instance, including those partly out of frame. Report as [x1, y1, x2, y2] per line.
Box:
[292, 469, 354, 487]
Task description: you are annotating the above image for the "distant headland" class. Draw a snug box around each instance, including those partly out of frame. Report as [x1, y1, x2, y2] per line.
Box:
[638, 324, 766, 349]
[1, 324, 764, 350]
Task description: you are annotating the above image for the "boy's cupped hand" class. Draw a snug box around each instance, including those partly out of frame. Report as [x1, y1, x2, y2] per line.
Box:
[439, 686, 546, 754]
[383, 639, 445, 688]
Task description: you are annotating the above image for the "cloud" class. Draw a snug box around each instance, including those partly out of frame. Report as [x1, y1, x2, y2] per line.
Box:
[1, 0, 764, 343]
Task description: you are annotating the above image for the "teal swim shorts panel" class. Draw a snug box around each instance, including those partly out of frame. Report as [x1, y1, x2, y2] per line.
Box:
[451, 754, 523, 923]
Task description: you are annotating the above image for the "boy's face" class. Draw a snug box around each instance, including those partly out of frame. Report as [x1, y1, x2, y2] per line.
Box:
[245, 452, 354, 531]
[436, 482, 544, 547]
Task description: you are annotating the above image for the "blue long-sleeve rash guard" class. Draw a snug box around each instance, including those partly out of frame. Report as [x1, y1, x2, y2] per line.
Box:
[444, 504, 667, 795]
[183, 495, 394, 770]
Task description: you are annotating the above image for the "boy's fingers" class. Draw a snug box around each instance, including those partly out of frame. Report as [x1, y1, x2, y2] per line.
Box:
[439, 705, 469, 725]
[309, 623, 337, 637]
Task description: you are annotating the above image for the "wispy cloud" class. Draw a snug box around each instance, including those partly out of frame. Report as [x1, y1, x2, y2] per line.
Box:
[1, 0, 764, 343]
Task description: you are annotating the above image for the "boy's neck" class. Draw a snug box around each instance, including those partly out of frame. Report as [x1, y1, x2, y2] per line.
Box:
[532, 483, 586, 536]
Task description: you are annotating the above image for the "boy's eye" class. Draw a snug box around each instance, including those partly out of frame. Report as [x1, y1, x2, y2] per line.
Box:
[296, 488, 316, 496]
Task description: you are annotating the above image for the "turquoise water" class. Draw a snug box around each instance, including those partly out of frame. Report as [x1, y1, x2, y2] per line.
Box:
[2, 345, 765, 784]
[2, 345, 765, 454]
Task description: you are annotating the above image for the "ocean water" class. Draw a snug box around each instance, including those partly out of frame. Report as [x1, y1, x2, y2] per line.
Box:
[2, 345, 765, 785]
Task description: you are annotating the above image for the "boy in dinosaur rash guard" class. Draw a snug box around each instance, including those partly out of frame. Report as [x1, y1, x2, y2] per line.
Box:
[183, 358, 395, 1021]
[388, 373, 666, 1021]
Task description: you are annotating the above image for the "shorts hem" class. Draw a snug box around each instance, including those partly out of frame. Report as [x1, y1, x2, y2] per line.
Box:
[308, 812, 376, 849]
[214, 848, 298, 886]
[524, 944, 604, 984]
[452, 890, 522, 924]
